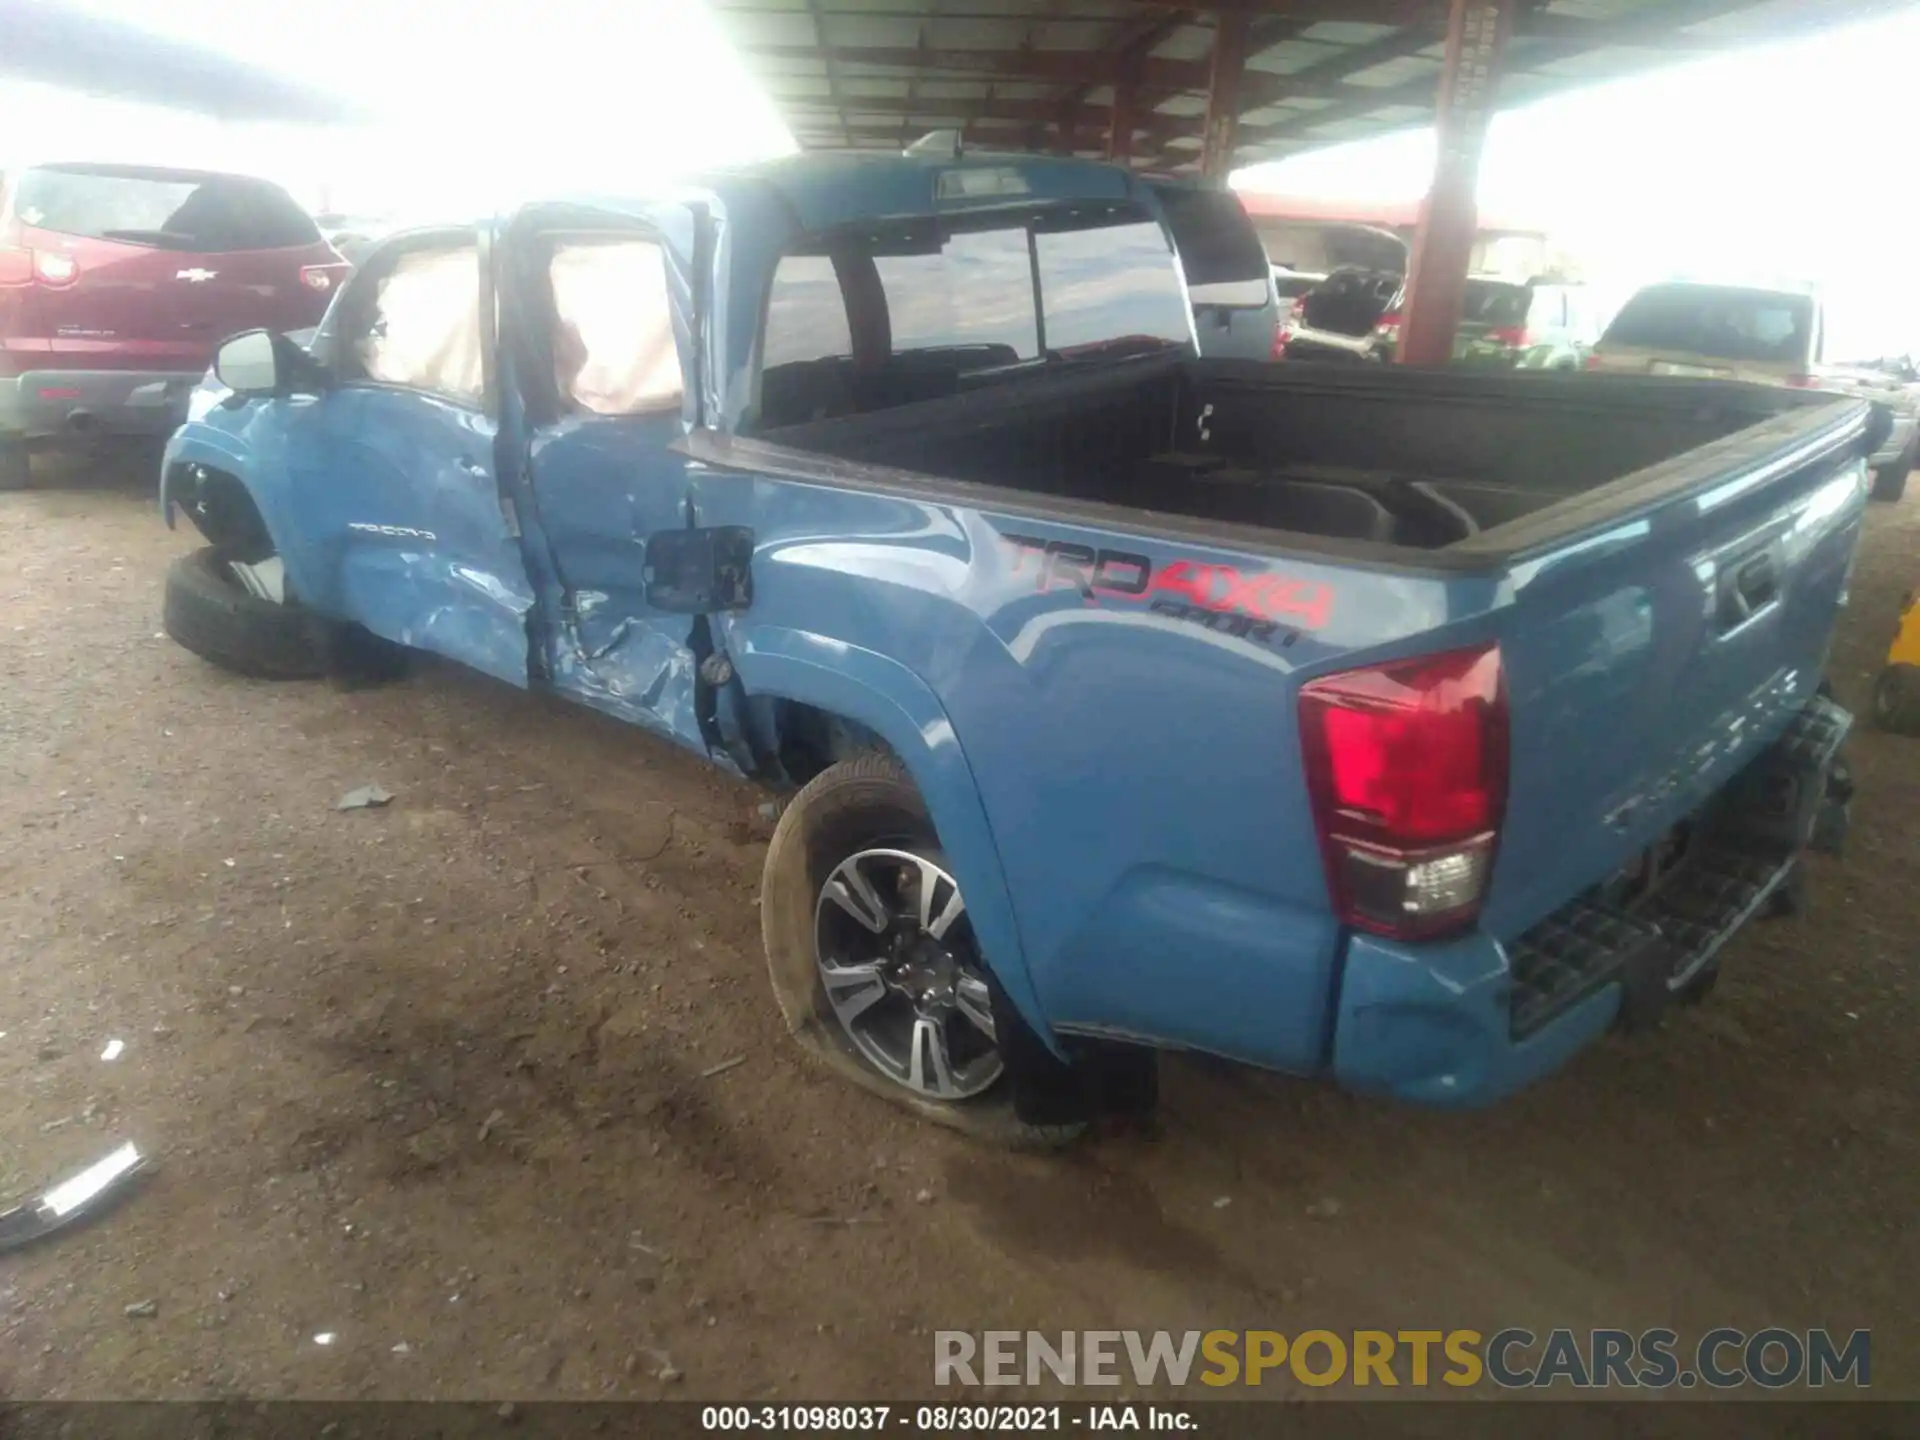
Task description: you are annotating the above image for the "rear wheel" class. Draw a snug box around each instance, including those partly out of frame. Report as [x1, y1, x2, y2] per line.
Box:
[162, 546, 329, 679]
[1873, 663, 1920, 735]
[0, 439, 29, 492]
[760, 754, 1083, 1149]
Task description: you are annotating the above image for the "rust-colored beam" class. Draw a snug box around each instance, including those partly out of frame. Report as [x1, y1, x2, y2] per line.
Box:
[1396, 0, 1512, 367]
[744, 43, 1215, 89]
[1200, 11, 1251, 178]
[1107, 55, 1141, 163]
[1133, 0, 1446, 19]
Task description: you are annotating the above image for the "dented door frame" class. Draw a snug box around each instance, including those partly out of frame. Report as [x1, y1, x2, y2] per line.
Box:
[494, 201, 746, 761]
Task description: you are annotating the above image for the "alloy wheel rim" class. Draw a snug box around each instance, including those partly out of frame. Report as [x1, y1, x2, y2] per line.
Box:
[812, 847, 1003, 1101]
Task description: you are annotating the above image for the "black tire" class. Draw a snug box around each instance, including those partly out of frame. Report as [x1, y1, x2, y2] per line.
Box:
[761, 753, 1084, 1150]
[1871, 461, 1909, 503]
[162, 547, 328, 680]
[1873, 663, 1920, 735]
[0, 439, 29, 492]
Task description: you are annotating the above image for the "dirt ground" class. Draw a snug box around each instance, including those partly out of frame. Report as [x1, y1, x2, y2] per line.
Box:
[0, 452, 1915, 1407]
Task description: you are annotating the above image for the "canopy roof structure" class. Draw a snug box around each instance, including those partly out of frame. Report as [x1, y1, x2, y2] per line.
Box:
[712, 0, 1909, 173]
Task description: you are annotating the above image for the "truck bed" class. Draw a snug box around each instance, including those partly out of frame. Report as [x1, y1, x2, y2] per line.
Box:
[756, 357, 1834, 554]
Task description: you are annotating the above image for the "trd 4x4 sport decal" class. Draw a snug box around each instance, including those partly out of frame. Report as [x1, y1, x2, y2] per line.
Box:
[998, 533, 1333, 645]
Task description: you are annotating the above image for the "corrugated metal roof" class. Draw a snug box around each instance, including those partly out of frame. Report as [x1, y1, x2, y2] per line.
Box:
[712, 0, 1918, 171]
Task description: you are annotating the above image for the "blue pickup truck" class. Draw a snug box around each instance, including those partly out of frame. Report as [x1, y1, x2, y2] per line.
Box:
[157, 152, 1871, 1144]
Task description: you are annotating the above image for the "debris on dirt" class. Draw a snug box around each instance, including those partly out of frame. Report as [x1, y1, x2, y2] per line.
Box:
[0, 1136, 145, 1251]
[1305, 1197, 1342, 1220]
[1212, 1196, 1232, 1209]
[100, 1039, 124, 1062]
[700, 1055, 746, 1079]
[496, 1402, 516, 1420]
[914, 1188, 935, 1205]
[804, 1215, 881, 1227]
[335, 784, 395, 812]
[124, 1300, 158, 1319]
[38, 1116, 72, 1133]
[477, 1109, 507, 1143]
[756, 802, 778, 820]
[392, 1342, 411, 1355]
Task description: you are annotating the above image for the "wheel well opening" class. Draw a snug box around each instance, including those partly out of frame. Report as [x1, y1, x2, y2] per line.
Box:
[756, 698, 891, 788]
[168, 462, 275, 562]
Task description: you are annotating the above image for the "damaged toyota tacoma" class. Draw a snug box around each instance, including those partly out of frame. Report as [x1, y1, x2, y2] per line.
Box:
[156, 153, 1872, 1144]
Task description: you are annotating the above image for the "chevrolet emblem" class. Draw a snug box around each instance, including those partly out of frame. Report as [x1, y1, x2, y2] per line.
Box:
[176, 268, 218, 283]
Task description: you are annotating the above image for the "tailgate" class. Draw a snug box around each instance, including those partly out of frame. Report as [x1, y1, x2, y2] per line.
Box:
[1478, 396, 1871, 939]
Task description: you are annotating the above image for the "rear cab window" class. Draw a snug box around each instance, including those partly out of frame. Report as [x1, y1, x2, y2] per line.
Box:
[757, 201, 1192, 428]
[1461, 282, 1530, 329]
[1601, 284, 1814, 365]
[11, 164, 320, 253]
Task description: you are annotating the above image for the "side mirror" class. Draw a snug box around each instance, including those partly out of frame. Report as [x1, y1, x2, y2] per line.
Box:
[214, 329, 319, 398]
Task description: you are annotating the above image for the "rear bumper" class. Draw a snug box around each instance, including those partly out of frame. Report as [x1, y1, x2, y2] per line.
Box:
[0, 370, 202, 442]
[1330, 695, 1852, 1107]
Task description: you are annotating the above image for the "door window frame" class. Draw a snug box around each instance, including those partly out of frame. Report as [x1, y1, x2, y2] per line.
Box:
[498, 204, 690, 432]
[317, 223, 496, 415]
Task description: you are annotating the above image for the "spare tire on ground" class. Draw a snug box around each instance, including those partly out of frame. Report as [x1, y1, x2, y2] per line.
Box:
[162, 546, 328, 680]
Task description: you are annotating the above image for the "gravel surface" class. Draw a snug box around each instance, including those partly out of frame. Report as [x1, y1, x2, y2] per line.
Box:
[0, 457, 1915, 1404]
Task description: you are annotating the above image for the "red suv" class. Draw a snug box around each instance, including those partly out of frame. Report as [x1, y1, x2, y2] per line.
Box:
[0, 162, 348, 488]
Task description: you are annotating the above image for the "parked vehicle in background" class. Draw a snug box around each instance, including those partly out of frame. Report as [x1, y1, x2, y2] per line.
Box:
[157, 153, 1871, 1145]
[1144, 180, 1279, 362]
[0, 161, 347, 489]
[1274, 266, 1400, 362]
[312, 212, 393, 268]
[1373, 277, 1600, 370]
[1271, 267, 1325, 307]
[1588, 281, 1918, 501]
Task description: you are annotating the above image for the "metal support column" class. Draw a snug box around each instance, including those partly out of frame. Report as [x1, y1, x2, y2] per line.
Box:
[1107, 57, 1140, 164]
[1200, 10, 1250, 179]
[1395, 0, 1512, 366]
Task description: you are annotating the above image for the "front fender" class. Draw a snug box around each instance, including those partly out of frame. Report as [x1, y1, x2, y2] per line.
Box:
[160, 423, 324, 607]
[725, 621, 1054, 1051]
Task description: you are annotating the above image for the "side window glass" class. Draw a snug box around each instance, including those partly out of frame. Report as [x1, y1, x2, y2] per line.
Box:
[355, 245, 484, 404]
[549, 238, 683, 416]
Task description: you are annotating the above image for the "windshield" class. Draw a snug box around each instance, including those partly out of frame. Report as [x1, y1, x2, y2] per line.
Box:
[12, 164, 320, 253]
[1148, 185, 1272, 309]
[1602, 284, 1814, 365]
[759, 202, 1193, 424]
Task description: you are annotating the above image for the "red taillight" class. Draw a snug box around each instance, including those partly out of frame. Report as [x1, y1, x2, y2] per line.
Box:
[1373, 310, 1402, 337]
[1786, 374, 1821, 389]
[33, 250, 78, 286]
[1584, 354, 1604, 371]
[300, 264, 347, 293]
[0, 247, 80, 287]
[1272, 321, 1291, 359]
[1299, 645, 1508, 941]
[1488, 325, 1529, 348]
